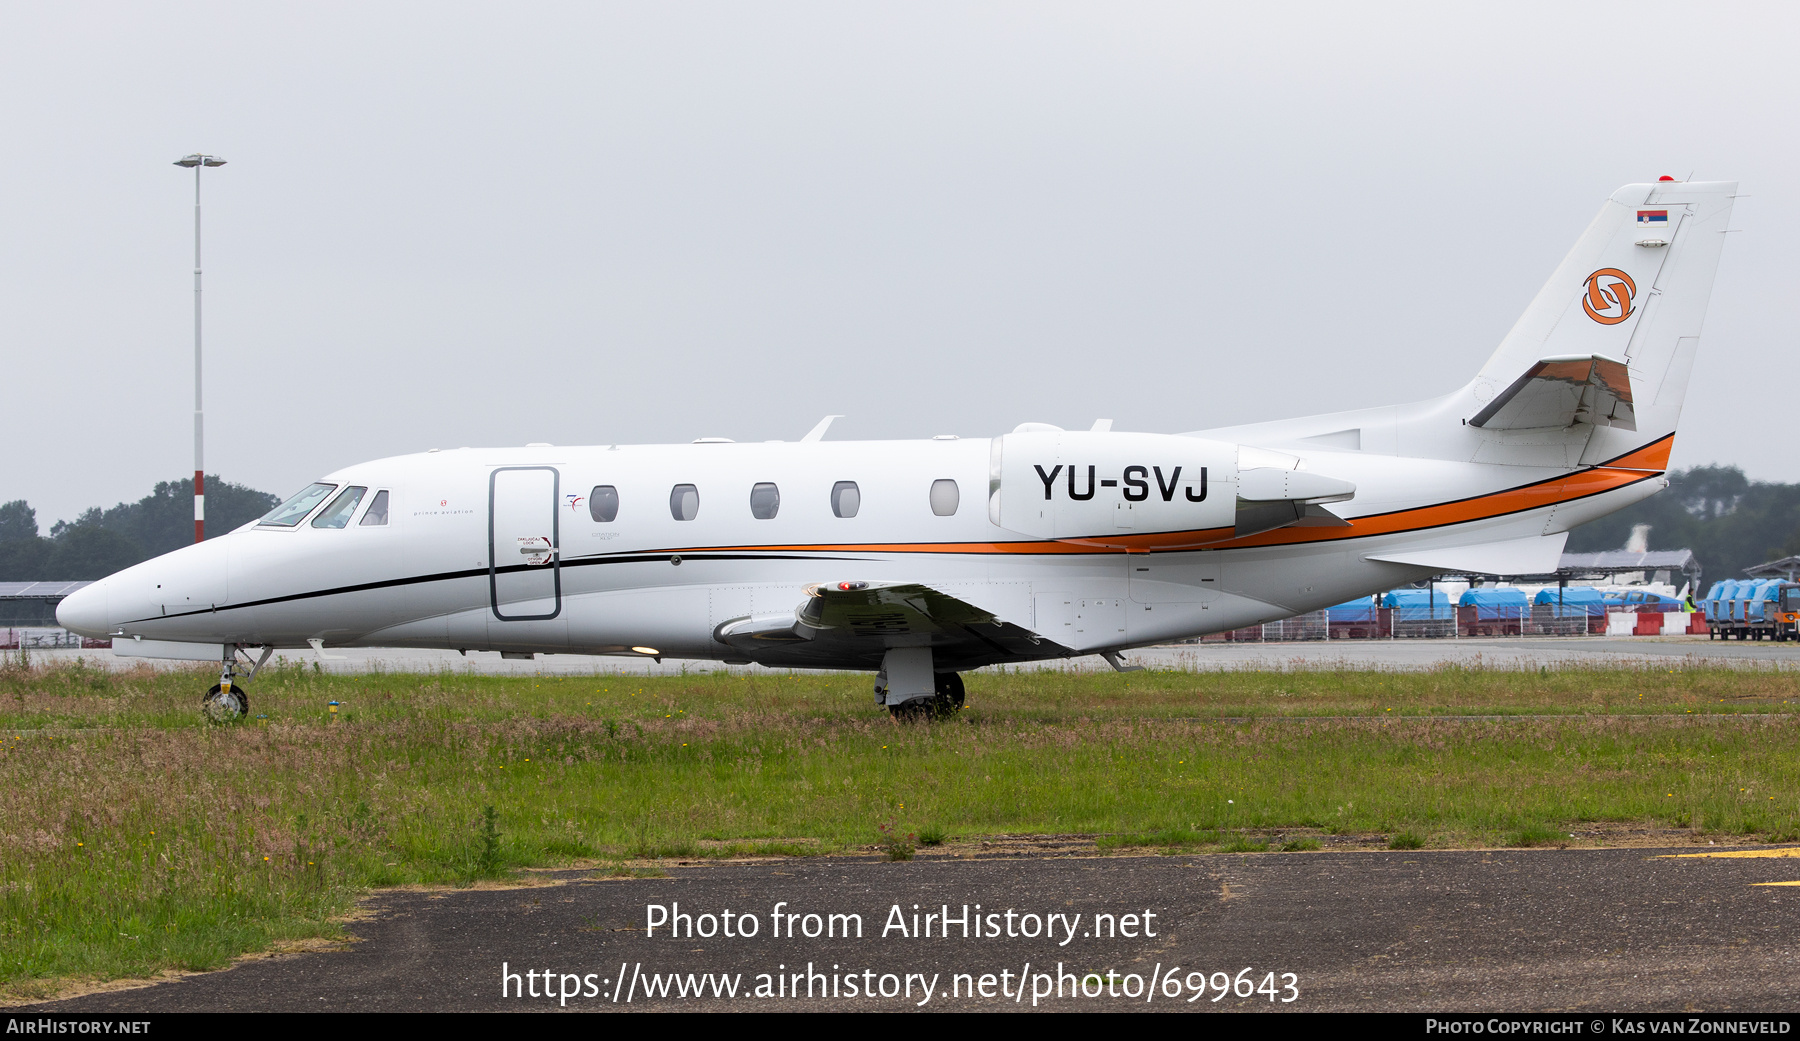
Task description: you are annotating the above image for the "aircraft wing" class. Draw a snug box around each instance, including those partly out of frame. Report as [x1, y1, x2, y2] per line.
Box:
[712, 581, 1073, 671]
[1470, 354, 1636, 431]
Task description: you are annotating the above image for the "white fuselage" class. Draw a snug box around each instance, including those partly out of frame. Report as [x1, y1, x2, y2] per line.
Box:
[59, 431, 1666, 671]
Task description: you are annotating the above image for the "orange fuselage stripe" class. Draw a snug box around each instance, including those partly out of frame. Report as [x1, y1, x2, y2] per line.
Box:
[647, 435, 1673, 559]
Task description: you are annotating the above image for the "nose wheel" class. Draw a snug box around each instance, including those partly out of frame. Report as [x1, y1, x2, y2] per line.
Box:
[202, 683, 249, 722]
[200, 647, 268, 723]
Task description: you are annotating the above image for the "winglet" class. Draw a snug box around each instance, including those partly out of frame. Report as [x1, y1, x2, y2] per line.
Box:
[801, 415, 844, 443]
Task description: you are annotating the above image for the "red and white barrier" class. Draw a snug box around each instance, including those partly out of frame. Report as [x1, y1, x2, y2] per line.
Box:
[1606, 610, 1702, 636]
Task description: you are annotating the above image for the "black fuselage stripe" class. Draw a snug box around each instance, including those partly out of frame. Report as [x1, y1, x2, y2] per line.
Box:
[124, 438, 1672, 626]
[123, 553, 854, 624]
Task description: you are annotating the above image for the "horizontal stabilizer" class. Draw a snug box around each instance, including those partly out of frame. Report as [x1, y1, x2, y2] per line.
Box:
[1365, 532, 1569, 576]
[1471, 355, 1635, 431]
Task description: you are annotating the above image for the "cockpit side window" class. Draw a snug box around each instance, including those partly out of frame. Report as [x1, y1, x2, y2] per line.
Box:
[259, 483, 338, 527]
[358, 490, 390, 526]
[312, 486, 368, 529]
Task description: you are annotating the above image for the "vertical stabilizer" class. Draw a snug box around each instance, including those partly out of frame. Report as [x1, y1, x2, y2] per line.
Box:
[1183, 180, 1735, 470]
[1473, 180, 1735, 463]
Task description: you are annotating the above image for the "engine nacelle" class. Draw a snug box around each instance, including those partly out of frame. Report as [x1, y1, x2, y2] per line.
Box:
[989, 431, 1358, 548]
[988, 431, 1239, 547]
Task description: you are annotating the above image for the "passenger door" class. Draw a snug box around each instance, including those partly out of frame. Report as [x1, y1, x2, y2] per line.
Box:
[489, 467, 561, 621]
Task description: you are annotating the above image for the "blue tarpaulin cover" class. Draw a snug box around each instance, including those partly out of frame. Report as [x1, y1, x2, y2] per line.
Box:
[1533, 587, 1608, 617]
[1458, 587, 1531, 620]
[1326, 597, 1383, 623]
[1382, 589, 1455, 621]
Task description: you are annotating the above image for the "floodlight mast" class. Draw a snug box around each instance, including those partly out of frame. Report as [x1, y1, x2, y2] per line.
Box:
[174, 154, 226, 542]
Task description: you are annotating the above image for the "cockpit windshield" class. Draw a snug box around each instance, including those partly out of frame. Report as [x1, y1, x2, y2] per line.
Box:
[259, 483, 338, 527]
[311, 486, 368, 529]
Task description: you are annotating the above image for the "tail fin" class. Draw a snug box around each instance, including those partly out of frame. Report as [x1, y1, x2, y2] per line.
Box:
[1183, 180, 1735, 468]
[1474, 179, 1736, 461]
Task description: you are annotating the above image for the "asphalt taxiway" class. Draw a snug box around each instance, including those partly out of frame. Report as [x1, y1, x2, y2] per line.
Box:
[29, 846, 1800, 1012]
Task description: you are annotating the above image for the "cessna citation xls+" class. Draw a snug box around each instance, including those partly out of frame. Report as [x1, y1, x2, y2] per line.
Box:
[60, 179, 1735, 719]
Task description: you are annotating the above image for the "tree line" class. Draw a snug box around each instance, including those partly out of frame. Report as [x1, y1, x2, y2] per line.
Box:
[0, 477, 279, 581]
[1542, 465, 1798, 588]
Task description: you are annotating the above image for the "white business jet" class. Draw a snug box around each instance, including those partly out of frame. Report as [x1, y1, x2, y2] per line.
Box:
[60, 179, 1734, 720]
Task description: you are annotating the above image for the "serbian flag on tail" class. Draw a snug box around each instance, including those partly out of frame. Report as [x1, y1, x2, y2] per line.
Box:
[1637, 210, 1669, 224]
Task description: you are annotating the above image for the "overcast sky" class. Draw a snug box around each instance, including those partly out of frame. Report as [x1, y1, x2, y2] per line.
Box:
[2, 2, 1795, 527]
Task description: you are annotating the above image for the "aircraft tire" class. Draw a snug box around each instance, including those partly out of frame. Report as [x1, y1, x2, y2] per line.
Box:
[202, 684, 249, 723]
[934, 671, 966, 715]
[887, 674, 965, 722]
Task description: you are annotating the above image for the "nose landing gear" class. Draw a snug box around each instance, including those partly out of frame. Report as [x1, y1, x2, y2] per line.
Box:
[200, 646, 273, 723]
[202, 680, 248, 723]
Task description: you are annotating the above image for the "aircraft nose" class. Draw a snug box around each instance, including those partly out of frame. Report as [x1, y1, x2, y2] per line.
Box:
[56, 581, 110, 639]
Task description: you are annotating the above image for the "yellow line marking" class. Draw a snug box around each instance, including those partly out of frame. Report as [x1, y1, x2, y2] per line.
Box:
[1752, 881, 1800, 886]
[1659, 848, 1800, 859]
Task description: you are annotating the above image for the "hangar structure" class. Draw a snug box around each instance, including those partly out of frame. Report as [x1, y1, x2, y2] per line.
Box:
[1, 581, 93, 627]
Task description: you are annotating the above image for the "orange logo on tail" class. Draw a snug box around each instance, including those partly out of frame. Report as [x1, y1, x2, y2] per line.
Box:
[1582, 268, 1636, 325]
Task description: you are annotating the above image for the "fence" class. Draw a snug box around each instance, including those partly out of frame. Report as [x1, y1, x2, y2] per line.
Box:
[1, 628, 112, 650]
[1199, 606, 1698, 643]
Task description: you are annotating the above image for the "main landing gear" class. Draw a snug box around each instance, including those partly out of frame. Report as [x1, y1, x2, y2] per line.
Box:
[200, 646, 274, 723]
[888, 672, 965, 721]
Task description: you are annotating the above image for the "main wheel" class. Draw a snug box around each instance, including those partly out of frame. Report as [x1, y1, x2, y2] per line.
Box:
[887, 673, 966, 721]
[933, 671, 966, 715]
[202, 684, 248, 723]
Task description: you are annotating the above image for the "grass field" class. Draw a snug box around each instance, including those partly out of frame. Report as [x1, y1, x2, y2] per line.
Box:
[3, 652, 1799, 998]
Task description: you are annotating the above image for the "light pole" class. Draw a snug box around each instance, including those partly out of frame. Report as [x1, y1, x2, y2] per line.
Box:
[174, 153, 226, 543]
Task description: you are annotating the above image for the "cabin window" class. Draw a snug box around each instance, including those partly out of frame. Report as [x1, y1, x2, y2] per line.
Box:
[831, 481, 860, 519]
[670, 484, 700, 521]
[589, 485, 619, 523]
[749, 482, 780, 520]
[312, 486, 367, 529]
[259, 483, 337, 527]
[359, 490, 390, 526]
[929, 479, 959, 517]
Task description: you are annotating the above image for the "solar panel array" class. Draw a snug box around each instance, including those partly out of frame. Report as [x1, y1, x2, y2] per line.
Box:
[0, 581, 95, 600]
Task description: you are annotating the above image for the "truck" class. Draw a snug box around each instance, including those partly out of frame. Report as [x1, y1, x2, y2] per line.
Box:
[1701, 579, 1800, 641]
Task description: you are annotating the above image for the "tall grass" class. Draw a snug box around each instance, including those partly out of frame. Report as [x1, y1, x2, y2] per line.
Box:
[1, 657, 1797, 996]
